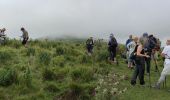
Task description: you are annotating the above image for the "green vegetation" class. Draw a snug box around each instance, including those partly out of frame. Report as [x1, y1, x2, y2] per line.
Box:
[0, 39, 169, 100]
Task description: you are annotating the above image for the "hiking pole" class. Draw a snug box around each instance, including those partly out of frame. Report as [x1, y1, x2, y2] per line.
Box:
[149, 72, 151, 88]
[165, 76, 167, 88]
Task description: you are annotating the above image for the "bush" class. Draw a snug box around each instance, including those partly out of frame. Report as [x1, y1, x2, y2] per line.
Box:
[96, 50, 109, 62]
[0, 68, 18, 86]
[26, 47, 36, 56]
[42, 68, 56, 81]
[69, 82, 84, 97]
[78, 55, 92, 64]
[44, 82, 60, 93]
[52, 56, 65, 67]
[56, 82, 95, 100]
[39, 51, 51, 65]
[70, 67, 94, 82]
[19, 67, 32, 88]
[0, 50, 13, 64]
[55, 46, 65, 56]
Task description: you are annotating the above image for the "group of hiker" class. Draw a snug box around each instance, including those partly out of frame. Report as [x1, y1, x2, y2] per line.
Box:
[86, 33, 118, 63]
[86, 33, 170, 89]
[0, 27, 29, 47]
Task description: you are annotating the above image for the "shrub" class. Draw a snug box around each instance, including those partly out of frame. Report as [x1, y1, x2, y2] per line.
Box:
[56, 82, 95, 100]
[42, 68, 56, 81]
[26, 47, 36, 56]
[44, 82, 60, 93]
[0, 50, 13, 64]
[39, 51, 51, 65]
[54, 68, 69, 82]
[78, 55, 92, 64]
[52, 56, 65, 67]
[69, 82, 84, 97]
[70, 67, 94, 82]
[19, 67, 32, 88]
[55, 46, 65, 56]
[96, 50, 109, 62]
[0, 68, 18, 86]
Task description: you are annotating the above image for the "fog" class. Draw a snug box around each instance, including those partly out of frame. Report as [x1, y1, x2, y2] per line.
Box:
[0, 0, 170, 44]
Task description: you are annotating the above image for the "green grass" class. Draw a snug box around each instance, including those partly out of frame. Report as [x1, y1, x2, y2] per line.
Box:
[0, 38, 169, 100]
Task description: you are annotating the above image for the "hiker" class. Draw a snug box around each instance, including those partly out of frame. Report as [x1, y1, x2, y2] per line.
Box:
[125, 35, 133, 63]
[127, 36, 138, 69]
[154, 39, 170, 89]
[20, 27, 29, 47]
[0, 28, 7, 44]
[86, 37, 94, 55]
[131, 38, 150, 86]
[108, 33, 118, 63]
[141, 33, 157, 74]
[0, 28, 6, 36]
[146, 34, 158, 73]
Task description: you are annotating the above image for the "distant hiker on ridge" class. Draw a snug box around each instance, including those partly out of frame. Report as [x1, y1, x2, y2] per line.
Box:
[108, 33, 118, 63]
[21, 27, 29, 47]
[86, 37, 94, 56]
[0, 28, 7, 45]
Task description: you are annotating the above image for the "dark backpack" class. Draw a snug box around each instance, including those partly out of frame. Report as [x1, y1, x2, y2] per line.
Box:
[109, 37, 118, 47]
[148, 37, 157, 50]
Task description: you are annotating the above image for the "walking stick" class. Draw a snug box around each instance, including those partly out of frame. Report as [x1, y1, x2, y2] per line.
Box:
[149, 72, 151, 88]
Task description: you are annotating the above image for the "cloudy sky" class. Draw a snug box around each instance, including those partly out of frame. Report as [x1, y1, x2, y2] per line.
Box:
[0, 0, 170, 43]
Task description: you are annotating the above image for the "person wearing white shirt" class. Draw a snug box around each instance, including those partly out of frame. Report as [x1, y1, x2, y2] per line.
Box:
[127, 36, 138, 68]
[155, 39, 170, 89]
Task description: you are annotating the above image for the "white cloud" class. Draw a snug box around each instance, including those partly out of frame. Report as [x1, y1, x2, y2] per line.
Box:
[0, 0, 170, 44]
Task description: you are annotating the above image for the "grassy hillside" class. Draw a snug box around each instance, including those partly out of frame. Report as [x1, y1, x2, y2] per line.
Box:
[0, 39, 169, 100]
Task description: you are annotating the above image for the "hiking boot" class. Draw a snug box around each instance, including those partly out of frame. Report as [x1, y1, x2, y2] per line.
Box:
[131, 80, 136, 86]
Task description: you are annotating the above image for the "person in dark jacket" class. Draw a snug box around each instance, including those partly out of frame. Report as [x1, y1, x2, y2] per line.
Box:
[86, 37, 94, 55]
[108, 33, 118, 63]
[131, 38, 150, 86]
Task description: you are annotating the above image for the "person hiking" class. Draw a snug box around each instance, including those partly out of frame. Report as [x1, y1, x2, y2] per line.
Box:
[108, 33, 118, 63]
[145, 34, 157, 74]
[154, 39, 170, 89]
[0, 28, 6, 36]
[86, 37, 94, 55]
[131, 38, 150, 86]
[126, 35, 133, 63]
[0, 28, 7, 45]
[20, 27, 29, 47]
[127, 36, 138, 69]
[141, 33, 156, 75]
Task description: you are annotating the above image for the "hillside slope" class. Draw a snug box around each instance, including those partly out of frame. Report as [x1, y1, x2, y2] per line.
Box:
[0, 39, 169, 100]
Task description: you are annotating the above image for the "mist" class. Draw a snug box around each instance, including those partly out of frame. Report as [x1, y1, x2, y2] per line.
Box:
[0, 0, 170, 44]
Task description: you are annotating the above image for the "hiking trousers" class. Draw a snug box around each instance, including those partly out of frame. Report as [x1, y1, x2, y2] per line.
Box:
[131, 57, 145, 85]
[87, 44, 93, 53]
[108, 47, 117, 61]
[145, 52, 151, 74]
[158, 63, 170, 84]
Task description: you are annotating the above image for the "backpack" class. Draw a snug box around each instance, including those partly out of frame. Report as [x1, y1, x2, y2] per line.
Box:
[130, 45, 138, 60]
[126, 39, 132, 48]
[109, 37, 118, 47]
[86, 39, 94, 45]
[148, 37, 157, 50]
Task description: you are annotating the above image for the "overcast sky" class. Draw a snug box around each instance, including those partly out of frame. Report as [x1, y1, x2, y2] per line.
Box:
[0, 0, 170, 44]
